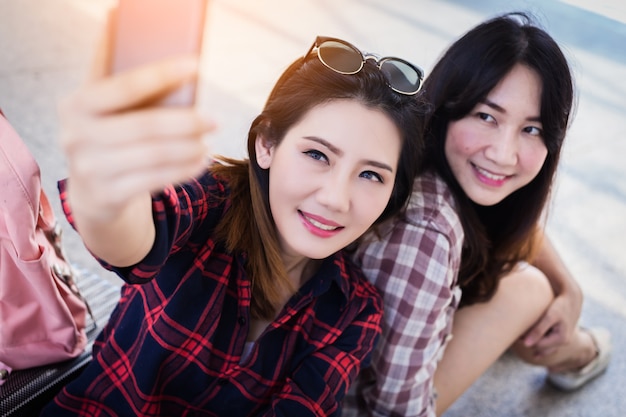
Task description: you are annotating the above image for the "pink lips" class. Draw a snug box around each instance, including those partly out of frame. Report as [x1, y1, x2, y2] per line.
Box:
[472, 163, 509, 187]
[299, 210, 343, 238]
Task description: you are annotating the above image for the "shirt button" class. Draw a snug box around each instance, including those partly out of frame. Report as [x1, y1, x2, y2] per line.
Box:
[238, 316, 246, 325]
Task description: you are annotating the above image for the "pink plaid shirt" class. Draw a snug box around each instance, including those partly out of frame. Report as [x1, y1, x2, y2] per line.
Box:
[344, 171, 464, 417]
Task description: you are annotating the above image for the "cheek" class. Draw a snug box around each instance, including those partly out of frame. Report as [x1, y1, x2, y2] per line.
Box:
[443, 129, 456, 164]
[354, 184, 394, 225]
[445, 122, 475, 161]
[444, 132, 466, 176]
[521, 142, 549, 177]
[267, 157, 296, 210]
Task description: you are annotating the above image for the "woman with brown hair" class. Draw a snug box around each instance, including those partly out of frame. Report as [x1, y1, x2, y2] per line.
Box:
[41, 33, 426, 416]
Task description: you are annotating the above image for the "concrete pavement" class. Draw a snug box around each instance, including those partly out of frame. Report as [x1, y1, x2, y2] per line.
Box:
[1, 0, 624, 415]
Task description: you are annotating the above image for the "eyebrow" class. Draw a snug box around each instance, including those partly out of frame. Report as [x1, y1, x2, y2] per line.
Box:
[481, 98, 542, 123]
[303, 136, 395, 173]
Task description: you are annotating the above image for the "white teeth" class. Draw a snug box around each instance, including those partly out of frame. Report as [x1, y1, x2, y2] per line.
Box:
[306, 215, 338, 231]
[476, 166, 506, 181]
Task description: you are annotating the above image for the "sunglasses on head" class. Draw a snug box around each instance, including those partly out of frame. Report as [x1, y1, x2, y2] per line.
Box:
[305, 36, 424, 96]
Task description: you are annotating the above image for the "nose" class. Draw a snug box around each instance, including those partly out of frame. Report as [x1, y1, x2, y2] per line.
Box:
[316, 172, 351, 213]
[484, 128, 518, 166]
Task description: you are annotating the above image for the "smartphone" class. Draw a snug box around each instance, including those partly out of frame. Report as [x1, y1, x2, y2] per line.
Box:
[108, 0, 209, 106]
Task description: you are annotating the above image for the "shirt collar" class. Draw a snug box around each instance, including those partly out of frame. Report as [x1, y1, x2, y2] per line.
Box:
[303, 252, 351, 301]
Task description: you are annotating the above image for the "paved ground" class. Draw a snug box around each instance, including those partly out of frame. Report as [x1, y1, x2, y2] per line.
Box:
[1, 0, 624, 415]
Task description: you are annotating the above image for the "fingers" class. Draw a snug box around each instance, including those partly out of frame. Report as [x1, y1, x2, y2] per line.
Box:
[529, 327, 561, 358]
[67, 56, 200, 116]
[60, 105, 212, 150]
[58, 96, 216, 215]
[58, 21, 216, 221]
[76, 132, 209, 196]
[63, 109, 214, 200]
[521, 313, 556, 347]
[513, 323, 560, 362]
[512, 337, 558, 362]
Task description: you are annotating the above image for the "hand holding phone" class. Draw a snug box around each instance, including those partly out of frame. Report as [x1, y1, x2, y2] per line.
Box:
[108, 0, 209, 106]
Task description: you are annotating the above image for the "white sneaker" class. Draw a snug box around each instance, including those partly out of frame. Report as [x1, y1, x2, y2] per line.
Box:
[547, 327, 612, 391]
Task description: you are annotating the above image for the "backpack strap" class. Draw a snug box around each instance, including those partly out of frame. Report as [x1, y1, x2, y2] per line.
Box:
[38, 190, 96, 322]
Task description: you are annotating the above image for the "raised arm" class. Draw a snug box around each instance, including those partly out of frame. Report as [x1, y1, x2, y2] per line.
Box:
[58, 21, 213, 267]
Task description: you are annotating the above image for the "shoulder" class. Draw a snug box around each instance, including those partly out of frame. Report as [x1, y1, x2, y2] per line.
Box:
[364, 171, 463, 259]
[353, 171, 464, 294]
[405, 171, 463, 243]
[334, 251, 383, 312]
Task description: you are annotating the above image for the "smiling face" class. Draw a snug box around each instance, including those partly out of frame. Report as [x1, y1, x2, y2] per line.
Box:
[444, 64, 548, 206]
[255, 99, 402, 262]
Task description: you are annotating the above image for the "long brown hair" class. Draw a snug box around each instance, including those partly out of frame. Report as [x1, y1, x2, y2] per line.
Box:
[213, 53, 425, 319]
[421, 12, 574, 305]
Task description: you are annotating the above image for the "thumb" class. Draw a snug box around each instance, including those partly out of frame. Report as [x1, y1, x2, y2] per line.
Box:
[86, 7, 116, 83]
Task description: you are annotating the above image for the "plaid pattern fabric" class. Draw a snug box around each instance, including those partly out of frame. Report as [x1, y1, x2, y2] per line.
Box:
[343, 171, 464, 417]
[43, 170, 383, 417]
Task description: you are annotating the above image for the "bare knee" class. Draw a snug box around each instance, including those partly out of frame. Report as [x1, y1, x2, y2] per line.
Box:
[506, 265, 554, 362]
[501, 265, 553, 315]
[434, 266, 553, 413]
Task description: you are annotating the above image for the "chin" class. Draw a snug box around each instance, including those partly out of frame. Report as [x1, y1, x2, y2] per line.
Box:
[470, 193, 507, 207]
[306, 249, 338, 260]
[304, 244, 344, 260]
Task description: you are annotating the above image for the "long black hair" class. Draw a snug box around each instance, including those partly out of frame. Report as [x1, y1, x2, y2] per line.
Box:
[421, 12, 574, 305]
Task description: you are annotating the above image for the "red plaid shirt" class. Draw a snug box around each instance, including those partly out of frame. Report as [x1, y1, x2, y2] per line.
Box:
[43, 170, 383, 417]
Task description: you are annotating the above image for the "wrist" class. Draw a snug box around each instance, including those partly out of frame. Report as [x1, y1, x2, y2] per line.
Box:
[555, 278, 583, 312]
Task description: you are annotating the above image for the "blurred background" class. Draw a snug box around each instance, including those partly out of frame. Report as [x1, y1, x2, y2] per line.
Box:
[1, 0, 624, 415]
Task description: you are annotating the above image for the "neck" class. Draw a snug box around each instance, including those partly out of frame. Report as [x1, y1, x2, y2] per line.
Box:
[283, 256, 322, 289]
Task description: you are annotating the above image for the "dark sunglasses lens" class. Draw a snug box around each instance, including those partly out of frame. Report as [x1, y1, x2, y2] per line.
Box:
[380, 60, 422, 94]
[318, 41, 363, 74]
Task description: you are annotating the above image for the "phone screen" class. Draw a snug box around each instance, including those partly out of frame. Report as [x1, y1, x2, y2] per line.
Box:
[109, 0, 209, 106]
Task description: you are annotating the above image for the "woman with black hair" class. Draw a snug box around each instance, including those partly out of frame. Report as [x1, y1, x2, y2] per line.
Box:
[346, 12, 612, 417]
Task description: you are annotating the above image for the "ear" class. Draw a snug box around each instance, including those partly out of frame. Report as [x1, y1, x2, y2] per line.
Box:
[255, 133, 275, 169]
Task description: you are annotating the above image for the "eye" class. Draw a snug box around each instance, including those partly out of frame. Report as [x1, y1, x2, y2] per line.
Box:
[523, 125, 543, 137]
[360, 170, 384, 183]
[303, 149, 328, 163]
[477, 112, 495, 123]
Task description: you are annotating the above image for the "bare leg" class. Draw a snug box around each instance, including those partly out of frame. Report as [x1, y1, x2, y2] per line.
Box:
[512, 232, 599, 372]
[433, 265, 553, 416]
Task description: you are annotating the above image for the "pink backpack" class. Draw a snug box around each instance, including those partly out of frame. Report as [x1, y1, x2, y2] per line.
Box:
[0, 111, 90, 385]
